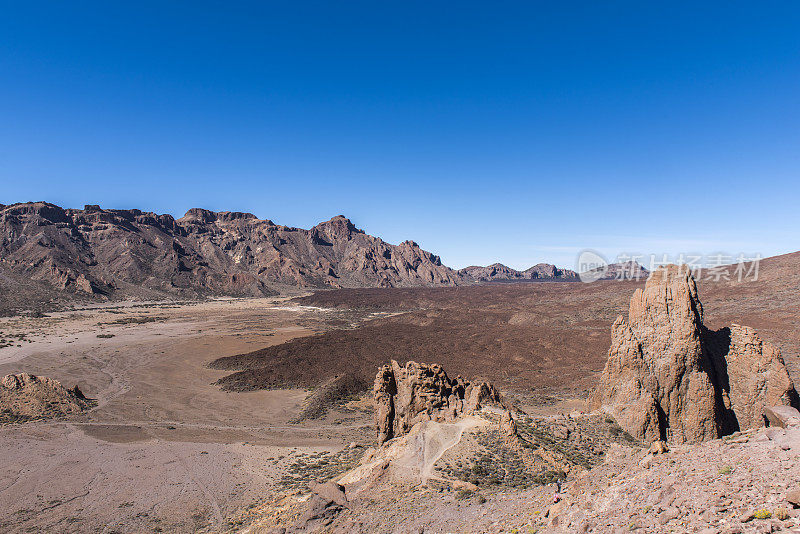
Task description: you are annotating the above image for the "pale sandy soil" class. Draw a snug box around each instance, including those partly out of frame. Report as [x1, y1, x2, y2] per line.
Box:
[0, 298, 374, 533]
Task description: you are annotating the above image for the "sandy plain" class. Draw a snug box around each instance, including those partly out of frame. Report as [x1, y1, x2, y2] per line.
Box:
[0, 298, 376, 533]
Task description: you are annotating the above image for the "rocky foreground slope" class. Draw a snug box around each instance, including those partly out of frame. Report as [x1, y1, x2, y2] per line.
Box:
[0, 202, 461, 304]
[245, 355, 800, 533]
[246, 362, 630, 533]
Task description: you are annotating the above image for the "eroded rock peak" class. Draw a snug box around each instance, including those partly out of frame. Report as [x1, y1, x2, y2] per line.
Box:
[374, 360, 503, 445]
[592, 265, 799, 444]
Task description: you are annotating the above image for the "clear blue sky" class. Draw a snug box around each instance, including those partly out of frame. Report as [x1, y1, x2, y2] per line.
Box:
[2, 2, 799, 269]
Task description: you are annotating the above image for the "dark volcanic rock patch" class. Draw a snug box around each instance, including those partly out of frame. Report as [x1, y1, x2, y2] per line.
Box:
[210, 281, 640, 394]
[293, 373, 370, 421]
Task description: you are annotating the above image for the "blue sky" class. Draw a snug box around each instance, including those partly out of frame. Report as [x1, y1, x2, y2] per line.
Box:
[1, 2, 799, 269]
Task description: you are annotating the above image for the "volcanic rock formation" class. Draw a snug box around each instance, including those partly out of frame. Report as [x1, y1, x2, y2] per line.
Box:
[0, 373, 94, 423]
[374, 360, 503, 444]
[0, 202, 461, 302]
[592, 265, 799, 444]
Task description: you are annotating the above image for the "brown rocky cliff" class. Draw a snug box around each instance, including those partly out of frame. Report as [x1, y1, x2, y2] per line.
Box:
[592, 265, 799, 444]
[0, 202, 463, 300]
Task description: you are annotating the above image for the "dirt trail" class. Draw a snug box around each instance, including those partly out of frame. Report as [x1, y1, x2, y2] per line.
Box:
[419, 418, 483, 481]
[340, 417, 485, 489]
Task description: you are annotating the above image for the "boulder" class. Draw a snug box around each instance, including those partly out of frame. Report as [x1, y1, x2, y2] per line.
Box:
[296, 495, 343, 530]
[714, 325, 800, 430]
[308, 481, 348, 507]
[452, 480, 479, 492]
[787, 489, 800, 508]
[764, 406, 800, 428]
[649, 441, 669, 455]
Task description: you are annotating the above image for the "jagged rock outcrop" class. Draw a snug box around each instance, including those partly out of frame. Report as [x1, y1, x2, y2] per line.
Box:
[0, 202, 462, 303]
[0, 373, 94, 422]
[705, 324, 800, 433]
[459, 262, 578, 283]
[499, 409, 519, 438]
[592, 266, 719, 443]
[592, 265, 799, 444]
[374, 360, 502, 444]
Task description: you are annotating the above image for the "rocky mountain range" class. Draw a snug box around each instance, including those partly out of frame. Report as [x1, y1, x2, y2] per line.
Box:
[0, 202, 463, 301]
[0, 202, 585, 308]
[458, 262, 578, 282]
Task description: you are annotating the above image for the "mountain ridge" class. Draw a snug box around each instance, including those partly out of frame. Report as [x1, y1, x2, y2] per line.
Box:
[0, 202, 461, 302]
[459, 262, 578, 282]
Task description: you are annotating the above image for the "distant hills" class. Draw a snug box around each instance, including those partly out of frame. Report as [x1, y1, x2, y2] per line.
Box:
[458, 262, 578, 282]
[579, 260, 651, 282]
[0, 202, 585, 309]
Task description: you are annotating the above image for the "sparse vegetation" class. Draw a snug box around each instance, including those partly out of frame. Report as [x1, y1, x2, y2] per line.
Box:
[278, 447, 364, 491]
[97, 316, 164, 326]
[0, 332, 31, 348]
[0, 408, 37, 424]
